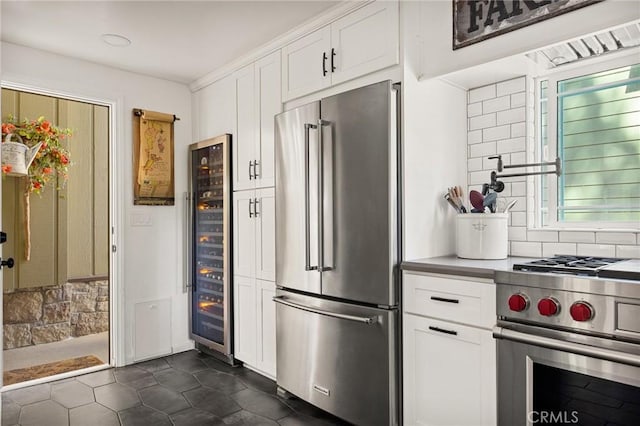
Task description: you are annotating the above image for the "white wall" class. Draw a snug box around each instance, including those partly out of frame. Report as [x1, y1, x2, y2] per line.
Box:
[1, 42, 194, 365]
[402, 1, 468, 261]
[466, 76, 640, 259]
[418, 0, 639, 80]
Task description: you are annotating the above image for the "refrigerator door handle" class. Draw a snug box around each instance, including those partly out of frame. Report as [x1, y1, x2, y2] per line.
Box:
[273, 296, 378, 324]
[304, 123, 318, 271]
[318, 119, 332, 272]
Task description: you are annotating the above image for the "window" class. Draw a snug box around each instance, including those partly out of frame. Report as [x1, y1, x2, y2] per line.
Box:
[538, 54, 640, 228]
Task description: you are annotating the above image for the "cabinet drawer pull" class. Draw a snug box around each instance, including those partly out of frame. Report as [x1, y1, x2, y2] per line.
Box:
[249, 161, 254, 180]
[430, 296, 459, 304]
[249, 198, 254, 218]
[429, 326, 458, 336]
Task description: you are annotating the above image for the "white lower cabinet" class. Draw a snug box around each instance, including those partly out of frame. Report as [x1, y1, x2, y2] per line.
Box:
[233, 187, 276, 377]
[233, 276, 276, 377]
[233, 275, 257, 365]
[402, 272, 497, 426]
[255, 279, 277, 375]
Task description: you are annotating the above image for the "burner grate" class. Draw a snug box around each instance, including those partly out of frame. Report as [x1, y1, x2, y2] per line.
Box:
[514, 255, 628, 275]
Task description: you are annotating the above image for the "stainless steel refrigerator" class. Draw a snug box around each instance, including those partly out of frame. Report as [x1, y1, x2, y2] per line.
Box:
[274, 81, 400, 426]
[187, 134, 234, 364]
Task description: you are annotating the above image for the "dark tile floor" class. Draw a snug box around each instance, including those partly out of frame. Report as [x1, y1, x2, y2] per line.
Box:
[1, 350, 350, 426]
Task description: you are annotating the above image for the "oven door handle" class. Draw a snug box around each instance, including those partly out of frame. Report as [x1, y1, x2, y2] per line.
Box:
[493, 326, 640, 367]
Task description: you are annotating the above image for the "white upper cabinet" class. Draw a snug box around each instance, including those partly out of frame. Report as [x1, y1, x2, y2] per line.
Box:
[254, 188, 276, 282]
[282, 0, 399, 101]
[233, 51, 282, 191]
[232, 190, 256, 279]
[282, 26, 332, 101]
[233, 64, 257, 192]
[193, 74, 236, 141]
[330, 1, 399, 85]
[255, 52, 282, 189]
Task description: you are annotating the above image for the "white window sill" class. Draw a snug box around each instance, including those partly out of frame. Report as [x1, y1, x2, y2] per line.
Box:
[530, 226, 639, 233]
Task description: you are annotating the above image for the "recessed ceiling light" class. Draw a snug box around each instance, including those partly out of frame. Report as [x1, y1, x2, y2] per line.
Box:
[101, 33, 131, 47]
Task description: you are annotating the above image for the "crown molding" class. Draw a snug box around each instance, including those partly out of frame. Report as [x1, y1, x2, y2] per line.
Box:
[188, 1, 371, 92]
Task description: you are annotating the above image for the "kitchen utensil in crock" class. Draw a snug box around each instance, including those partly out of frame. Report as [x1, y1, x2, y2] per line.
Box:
[483, 192, 497, 213]
[444, 193, 461, 213]
[503, 199, 518, 213]
[469, 190, 485, 211]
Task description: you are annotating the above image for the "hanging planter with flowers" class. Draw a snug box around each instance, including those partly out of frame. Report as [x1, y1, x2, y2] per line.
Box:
[1, 115, 73, 261]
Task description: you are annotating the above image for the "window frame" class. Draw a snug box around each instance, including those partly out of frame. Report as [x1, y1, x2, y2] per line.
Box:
[534, 49, 640, 231]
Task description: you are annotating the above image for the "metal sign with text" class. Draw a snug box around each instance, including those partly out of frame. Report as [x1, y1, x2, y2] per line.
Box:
[453, 0, 603, 50]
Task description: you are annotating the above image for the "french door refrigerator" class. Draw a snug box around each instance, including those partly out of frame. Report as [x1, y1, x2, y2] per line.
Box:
[275, 81, 401, 426]
[187, 134, 234, 364]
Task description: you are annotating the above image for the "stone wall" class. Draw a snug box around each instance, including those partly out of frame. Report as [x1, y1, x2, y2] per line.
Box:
[3, 280, 109, 349]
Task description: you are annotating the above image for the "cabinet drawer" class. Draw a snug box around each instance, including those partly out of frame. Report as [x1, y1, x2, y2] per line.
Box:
[403, 313, 496, 426]
[403, 272, 495, 329]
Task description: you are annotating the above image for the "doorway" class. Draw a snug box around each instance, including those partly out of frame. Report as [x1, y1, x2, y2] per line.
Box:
[1, 89, 111, 385]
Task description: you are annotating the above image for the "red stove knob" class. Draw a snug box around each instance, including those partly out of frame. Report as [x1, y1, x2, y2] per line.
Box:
[508, 294, 529, 312]
[570, 301, 594, 322]
[537, 298, 559, 316]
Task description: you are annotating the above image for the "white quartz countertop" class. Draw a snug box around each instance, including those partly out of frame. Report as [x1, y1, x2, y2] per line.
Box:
[401, 255, 539, 280]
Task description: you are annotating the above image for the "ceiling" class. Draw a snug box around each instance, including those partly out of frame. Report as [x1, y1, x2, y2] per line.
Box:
[1, 1, 341, 84]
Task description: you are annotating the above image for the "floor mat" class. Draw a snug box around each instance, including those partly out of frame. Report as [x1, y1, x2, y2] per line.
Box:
[3, 355, 105, 385]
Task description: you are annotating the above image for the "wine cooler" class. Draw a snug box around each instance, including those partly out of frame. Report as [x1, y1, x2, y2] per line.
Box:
[187, 134, 234, 363]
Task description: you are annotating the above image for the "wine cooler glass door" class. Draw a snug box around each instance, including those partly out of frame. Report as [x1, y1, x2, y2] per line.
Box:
[192, 141, 226, 346]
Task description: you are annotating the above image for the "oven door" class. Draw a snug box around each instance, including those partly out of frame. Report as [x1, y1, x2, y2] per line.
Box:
[494, 323, 640, 426]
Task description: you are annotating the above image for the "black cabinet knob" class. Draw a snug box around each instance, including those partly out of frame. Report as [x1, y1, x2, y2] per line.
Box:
[1, 257, 14, 269]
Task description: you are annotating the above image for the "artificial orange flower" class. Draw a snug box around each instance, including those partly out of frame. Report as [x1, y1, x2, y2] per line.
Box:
[43, 167, 52, 174]
[2, 165, 13, 174]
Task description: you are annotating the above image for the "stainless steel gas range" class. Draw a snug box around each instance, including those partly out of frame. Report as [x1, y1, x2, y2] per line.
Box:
[493, 255, 640, 426]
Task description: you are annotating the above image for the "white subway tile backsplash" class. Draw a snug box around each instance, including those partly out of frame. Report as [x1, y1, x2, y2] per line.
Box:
[511, 152, 526, 164]
[511, 182, 526, 196]
[595, 232, 636, 245]
[497, 107, 526, 125]
[511, 211, 526, 226]
[468, 102, 483, 117]
[497, 137, 526, 153]
[527, 230, 559, 242]
[509, 226, 527, 241]
[467, 77, 635, 258]
[617, 245, 640, 259]
[469, 142, 496, 158]
[511, 122, 525, 137]
[483, 155, 502, 171]
[508, 196, 527, 212]
[496, 77, 525, 96]
[469, 170, 488, 185]
[511, 241, 542, 257]
[469, 113, 497, 130]
[577, 244, 616, 257]
[483, 96, 511, 114]
[468, 130, 482, 144]
[543, 242, 577, 257]
[511, 92, 526, 108]
[559, 231, 596, 243]
[468, 157, 483, 172]
[469, 84, 496, 103]
[483, 125, 511, 142]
